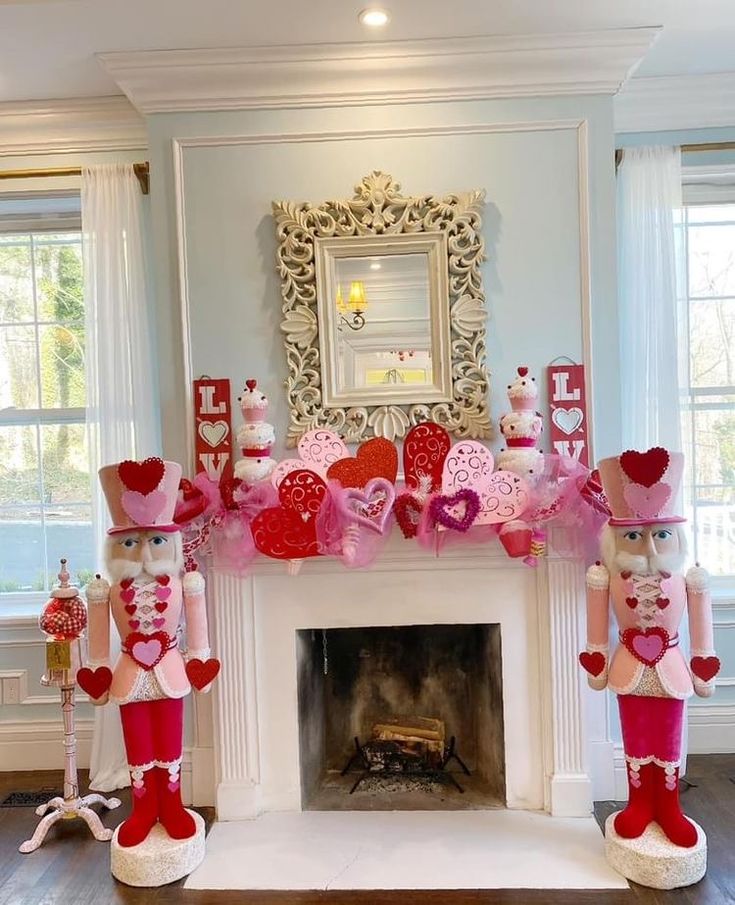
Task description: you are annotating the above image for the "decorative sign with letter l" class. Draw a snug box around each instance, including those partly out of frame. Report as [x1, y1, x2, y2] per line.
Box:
[547, 363, 589, 467]
[194, 377, 233, 481]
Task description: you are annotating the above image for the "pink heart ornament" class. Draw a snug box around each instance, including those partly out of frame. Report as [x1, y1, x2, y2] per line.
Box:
[298, 429, 349, 473]
[131, 638, 163, 668]
[632, 633, 665, 663]
[155, 586, 172, 601]
[623, 481, 671, 519]
[133, 786, 146, 799]
[167, 781, 179, 793]
[442, 442, 528, 525]
[152, 617, 165, 629]
[338, 477, 395, 534]
[120, 587, 135, 604]
[270, 458, 305, 489]
[121, 488, 167, 525]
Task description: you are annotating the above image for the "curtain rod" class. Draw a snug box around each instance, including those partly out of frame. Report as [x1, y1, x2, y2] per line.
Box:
[616, 141, 735, 169]
[0, 162, 150, 195]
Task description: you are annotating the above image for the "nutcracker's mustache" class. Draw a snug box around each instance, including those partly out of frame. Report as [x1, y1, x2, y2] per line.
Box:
[613, 550, 687, 576]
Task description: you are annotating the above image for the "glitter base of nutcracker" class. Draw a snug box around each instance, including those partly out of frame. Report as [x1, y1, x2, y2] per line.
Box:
[605, 815, 706, 889]
[110, 810, 206, 886]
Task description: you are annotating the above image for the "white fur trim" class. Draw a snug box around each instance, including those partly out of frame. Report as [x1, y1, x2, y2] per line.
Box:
[86, 577, 110, 601]
[85, 658, 110, 670]
[185, 647, 211, 662]
[586, 642, 609, 654]
[586, 563, 610, 590]
[686, 565, 710, 592]
[690, 647, 717, 657]
[183, 571, 206, 594]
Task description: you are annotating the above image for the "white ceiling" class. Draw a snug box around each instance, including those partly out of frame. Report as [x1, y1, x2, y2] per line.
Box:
[1, 0, 735, 104]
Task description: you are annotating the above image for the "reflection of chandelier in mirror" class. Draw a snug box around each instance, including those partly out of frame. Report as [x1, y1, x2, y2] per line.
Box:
[336, 280, 367, 331]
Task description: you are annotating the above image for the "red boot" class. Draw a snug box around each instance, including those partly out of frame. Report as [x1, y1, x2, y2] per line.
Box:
[118, 767, 158, 847]
[653, 765, 698, 847]
[614, 762, 654, 838]
[156, 764, 196, 840]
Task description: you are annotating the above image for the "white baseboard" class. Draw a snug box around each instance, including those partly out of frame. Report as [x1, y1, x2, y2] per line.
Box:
[688, 703, 735, 754]
[0, 719, 94, 771]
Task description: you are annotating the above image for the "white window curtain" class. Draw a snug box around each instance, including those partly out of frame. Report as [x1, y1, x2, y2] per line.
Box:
[617, 145, 684, 452]
[83, 163, 160, 791]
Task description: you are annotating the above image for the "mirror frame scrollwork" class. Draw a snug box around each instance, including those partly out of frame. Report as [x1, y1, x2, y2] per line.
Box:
[272, 171, 491, 447]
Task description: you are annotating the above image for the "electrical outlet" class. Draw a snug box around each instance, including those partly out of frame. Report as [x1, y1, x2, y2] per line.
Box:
[0, 670, 27, 705]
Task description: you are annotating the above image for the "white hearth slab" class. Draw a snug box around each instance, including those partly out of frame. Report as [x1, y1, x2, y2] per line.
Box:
[185, 811, 628, 890]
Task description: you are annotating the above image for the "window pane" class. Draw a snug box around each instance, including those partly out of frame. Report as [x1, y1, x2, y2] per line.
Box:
[0, 424, 40, 504]
[688, 224, 735, 297]
[689, 298, 735, 387]
[692, 400, 735, 488]
[0, 324, 39, 408]
[687, 204, 735, 225]
[40, 422, 91, 504]
[0, 236, 34, 323]
[0, 509, 45, 592]
[39, 323, 86, 408]
[34, 236, 84, 323]
[691, 490, 735, 576]
[45, 503, 95, 588]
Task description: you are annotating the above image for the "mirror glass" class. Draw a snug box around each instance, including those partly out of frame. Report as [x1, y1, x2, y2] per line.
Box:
[332, 252, 433, 393]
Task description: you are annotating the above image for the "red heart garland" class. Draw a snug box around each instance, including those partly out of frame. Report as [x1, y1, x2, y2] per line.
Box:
[394, 493, 424, 539]
[327, 437, 398, 488]
[403, 423, 451, 494]
[251, 469, 326, 560]
[118, 457, 165, 496]
[186, 657, 221, 690]
[619, 447, 669, 488]
[691, 656, 720, 683]
[579, 651, 606, 677]
[77, 666, 113, 699]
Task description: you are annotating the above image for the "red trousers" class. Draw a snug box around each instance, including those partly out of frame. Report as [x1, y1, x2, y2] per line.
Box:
[119, 697, 184, 770]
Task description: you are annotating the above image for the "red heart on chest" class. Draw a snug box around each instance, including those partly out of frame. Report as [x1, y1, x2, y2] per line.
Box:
[125, 631, 169, 670]
[118, 457, 165, 495]
[186, 658, 221, 690]
[251, 469, 326, 560]
[120, 587, 135, 604]
[403, 423, 451, 494]
[327, 438, 398, 488]
[622, 627, 670, 667]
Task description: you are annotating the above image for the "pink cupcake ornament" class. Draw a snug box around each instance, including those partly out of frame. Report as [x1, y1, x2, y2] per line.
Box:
[235, 379, 278, 482]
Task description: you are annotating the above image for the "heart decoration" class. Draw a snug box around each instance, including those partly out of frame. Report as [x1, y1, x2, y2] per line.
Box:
[156, 586, 172, 601]
[338, 477, 395, 534]
[125, 631, 170, 670]
[118, 457, 165, 496]
[198, 420, 229, 448]
[120, 586, 136, 604]
[121, 578, 134, 589]
[394, 493, 423, 539]
[551, 406, 584, 436]
[656, 597, 670, 610]
[40, 596, 88, 639]
[252, 469, 326, 560]
[154, 601, 168, 613]
[76, 666, 112, 700]
[271, 429, 349, 488]
[403, 423, 451, 493]
[442, 441, 529, 526]
[220, 477, 243, 511]
[327, 437, 398, 488]
[429, 489, 480, 532]
[622, 627, 670, 667]
[620, 447, 669, 488]
[578, 651, 606, 677]
[690, 656, 720, 683]
[625, 596, 638, 609]
[124, 602, 136, 615]
[623, 481, 671, 519]
[156, 575, 170, 586]
[174, 478, 208, 524]
[121, 489, 167, 525]
[245, 378, 257, 390]
[186, 657, 221, 690]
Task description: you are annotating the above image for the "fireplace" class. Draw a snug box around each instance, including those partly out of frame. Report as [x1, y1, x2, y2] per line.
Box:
[296, 624, 505, 810]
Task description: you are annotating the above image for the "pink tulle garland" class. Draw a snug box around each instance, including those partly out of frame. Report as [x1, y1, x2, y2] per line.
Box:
[316, 480, 391, 568]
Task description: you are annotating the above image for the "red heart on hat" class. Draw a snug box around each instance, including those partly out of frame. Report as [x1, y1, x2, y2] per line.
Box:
[118, 458, 165, 496]
[77, 666, 112, 700]
[186, 657, 221, 690]
[403, 422, 451, 494]
[619, 447, 669, 488]
[691, 656, 720, 683]
[579, 651, 606, 677]
[327, 437, 398, 489]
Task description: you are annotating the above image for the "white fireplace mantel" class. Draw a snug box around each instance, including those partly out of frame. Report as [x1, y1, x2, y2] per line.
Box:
[207, 538, 602, 820]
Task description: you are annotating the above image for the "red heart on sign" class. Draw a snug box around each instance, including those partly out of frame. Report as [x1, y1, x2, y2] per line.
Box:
[327, 437, 398, 488]
[578, 651, 606, 677]
[77, 666, 113, 700]
[252, 468, 326, 560]
[619, 447, 669, 488]
[403, 422, 451, 493]
[186, 657, 221, 690]
[394, 493, 424, 539]
[691, 656, 720, 683]
[118, 457, 165, 495]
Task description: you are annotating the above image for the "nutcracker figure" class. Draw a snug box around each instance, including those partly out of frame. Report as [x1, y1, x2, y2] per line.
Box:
[579, 447, 719, 853]
[79, 457, 219, 857]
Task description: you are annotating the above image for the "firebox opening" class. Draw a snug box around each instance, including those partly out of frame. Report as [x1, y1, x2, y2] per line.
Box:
[296, 623, 505, 811]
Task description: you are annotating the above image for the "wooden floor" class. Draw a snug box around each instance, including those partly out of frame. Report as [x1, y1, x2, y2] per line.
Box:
[0, 755, 733, 905]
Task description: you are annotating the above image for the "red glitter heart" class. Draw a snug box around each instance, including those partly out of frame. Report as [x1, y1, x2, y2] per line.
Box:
[327, 437, 398, 489]
[118, 458, 165, 496]
[579, 651, 606, 677]
[394, 494, 423, 539]
[403, 422, 451, 494]
[619, 447, 669, 488]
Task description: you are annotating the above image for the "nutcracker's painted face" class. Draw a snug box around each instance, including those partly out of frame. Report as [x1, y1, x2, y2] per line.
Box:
[105, 529, 184, 581]
[601, 523, 687, 576]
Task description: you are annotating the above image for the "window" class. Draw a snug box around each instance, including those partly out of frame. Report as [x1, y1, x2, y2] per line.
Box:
[679, 194, 735, 576]
[0, 195, 94, 596]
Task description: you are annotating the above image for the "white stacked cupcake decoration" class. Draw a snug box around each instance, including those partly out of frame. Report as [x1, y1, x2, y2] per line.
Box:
[234, 379, 277, 483]
[496, 366, 544, 480]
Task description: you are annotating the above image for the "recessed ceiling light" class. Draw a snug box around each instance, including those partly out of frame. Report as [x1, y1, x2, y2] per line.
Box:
[358, 7, 390, 27]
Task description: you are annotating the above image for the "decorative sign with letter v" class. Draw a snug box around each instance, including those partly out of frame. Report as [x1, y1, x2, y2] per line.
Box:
[547, 362, 589, 467]
[194, 377, 233, 482]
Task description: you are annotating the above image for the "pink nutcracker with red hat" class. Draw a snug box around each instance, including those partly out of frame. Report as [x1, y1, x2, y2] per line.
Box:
[80, 456, 219, 884]
[579, 446, 719, 885]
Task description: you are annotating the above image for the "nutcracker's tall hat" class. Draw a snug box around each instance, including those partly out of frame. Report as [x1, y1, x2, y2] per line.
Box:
[597, 446, 686, 526]
[99, 457, 182, 535]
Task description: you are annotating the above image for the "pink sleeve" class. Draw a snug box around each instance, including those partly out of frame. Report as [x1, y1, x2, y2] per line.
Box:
[582, 563, 610, 690]
[687, 566, 719, 695]
[183, 571, 211, 659]
[86, 577, 111, 668]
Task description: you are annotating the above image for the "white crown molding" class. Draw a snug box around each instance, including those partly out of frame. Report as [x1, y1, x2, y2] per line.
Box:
[0, 96, 146, 157]
[615, 72, 735, 134]
[98, 29, 659, 114]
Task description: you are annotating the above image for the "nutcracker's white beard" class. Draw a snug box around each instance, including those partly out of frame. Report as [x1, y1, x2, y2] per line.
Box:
[104, 534, 184, 583]
[600, 524, 688, 577]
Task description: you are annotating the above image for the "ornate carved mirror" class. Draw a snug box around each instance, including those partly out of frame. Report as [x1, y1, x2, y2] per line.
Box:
[273, 172, 490, 446]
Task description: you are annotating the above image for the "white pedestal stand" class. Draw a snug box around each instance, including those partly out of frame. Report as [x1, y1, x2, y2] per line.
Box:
[110, 810, 206, 886]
